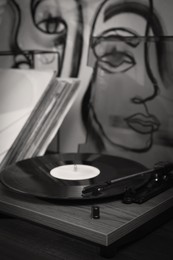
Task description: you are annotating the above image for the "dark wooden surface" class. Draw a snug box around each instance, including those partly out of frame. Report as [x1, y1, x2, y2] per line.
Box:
[0, 209, 173, 260]
[0, 182, 173, 247]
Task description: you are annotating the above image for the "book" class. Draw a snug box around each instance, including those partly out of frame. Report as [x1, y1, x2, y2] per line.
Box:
[0, 69, 81, 170]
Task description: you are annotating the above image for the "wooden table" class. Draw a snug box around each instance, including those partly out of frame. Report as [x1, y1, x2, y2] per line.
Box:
[0, 181, 173, 258]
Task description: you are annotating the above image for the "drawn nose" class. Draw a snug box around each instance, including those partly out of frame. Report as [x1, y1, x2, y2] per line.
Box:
[131, 95, 147, 104]
[131, 79, 160, 105]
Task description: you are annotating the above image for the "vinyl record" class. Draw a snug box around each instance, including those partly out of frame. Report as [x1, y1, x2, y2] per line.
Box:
[0, 153, 149, 200]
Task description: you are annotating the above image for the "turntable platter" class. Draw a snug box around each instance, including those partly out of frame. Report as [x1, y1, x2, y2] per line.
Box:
[0, 153, 149, 200]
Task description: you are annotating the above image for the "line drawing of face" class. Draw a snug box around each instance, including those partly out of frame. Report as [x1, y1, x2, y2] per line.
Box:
[81, 0, 173, 153]
[0, 0, 83, 76]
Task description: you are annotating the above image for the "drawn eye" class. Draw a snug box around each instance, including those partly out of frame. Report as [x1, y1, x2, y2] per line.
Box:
[36, 16, 66, 34]
[93, 41, 136, 73]
[32, 0, 67, 35]
[99, 51, 136, 73]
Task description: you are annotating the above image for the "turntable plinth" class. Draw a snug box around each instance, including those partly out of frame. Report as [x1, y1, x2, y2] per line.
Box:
[0, 154, 173, 258]
[0, 183, 173, 255]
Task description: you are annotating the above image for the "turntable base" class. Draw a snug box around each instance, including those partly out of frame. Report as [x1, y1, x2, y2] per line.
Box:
[0, 183, 173, 257]
[0, 154, 173, 258]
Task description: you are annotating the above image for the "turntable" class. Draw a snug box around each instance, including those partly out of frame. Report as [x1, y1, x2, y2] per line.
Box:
[0, 153, 173, 258]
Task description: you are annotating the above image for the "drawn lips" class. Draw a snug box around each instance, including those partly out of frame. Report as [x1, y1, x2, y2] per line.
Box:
[125, 114, 160, 134]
